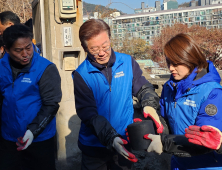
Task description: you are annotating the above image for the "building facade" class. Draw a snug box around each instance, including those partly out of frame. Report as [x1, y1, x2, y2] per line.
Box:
[161, 1, 179, 10]
[112, 4, 222, 44]
[134, 2, 156, 13]
[155, 1, 161, 11]
[212, 0, 222, 4]
[190, 1, 197, 7]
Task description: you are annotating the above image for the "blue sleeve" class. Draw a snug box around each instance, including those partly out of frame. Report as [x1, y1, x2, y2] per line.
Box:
[195, 88, 222, 131]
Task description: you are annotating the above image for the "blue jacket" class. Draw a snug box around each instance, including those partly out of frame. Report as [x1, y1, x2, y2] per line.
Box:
[0, 52, 56, 142]
[160, 61, 222, 169]
[75, 52, 134, 147]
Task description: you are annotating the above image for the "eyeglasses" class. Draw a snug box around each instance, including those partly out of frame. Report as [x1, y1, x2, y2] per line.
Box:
[166, 58, 179, 67]
[88, 44, 111, 55]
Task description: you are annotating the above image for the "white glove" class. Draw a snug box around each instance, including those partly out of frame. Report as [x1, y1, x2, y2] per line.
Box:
[112, 137, 138, 162]
[144, 134, 163, 155]
[16, 130, 34, 151]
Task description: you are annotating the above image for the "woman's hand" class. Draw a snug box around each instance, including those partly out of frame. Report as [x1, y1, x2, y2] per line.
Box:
[185, 125, 222, 150]
[144, 134, 163, 155]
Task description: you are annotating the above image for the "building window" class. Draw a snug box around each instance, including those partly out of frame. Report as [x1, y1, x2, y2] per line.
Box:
[200, 10, 205, 15]
[183, 12, 188, 17]
[117, 20, 122, 24]
[136, 17, 141, 22]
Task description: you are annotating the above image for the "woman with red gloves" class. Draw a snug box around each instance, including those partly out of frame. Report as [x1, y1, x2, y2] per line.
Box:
[141, 33, 222, 170]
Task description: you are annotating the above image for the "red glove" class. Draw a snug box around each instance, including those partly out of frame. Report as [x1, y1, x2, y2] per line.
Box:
[143, 106, 163, 134]
[112, 137, 138, 162]
[185, 125, 222, 150]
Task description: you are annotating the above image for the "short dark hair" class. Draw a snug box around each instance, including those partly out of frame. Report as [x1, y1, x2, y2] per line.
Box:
[0, 36, 4, 47]
[164, 33, 208, 73]
[79, 19, 111, 50]
[0, 11, 20, 25]
[3, 24, 33, 49]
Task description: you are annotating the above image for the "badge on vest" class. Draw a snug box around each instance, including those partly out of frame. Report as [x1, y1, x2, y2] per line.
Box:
[114, 71, 124, 78]
[205, 104, 218, 116]
[21, 78, 32, 83]
[183, 99, 196, 107]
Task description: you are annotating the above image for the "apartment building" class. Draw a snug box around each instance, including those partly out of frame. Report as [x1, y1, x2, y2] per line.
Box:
[112, 4, 222, 44]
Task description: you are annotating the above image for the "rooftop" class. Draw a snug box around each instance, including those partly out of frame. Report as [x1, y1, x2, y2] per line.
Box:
[113, 4, 222, 20]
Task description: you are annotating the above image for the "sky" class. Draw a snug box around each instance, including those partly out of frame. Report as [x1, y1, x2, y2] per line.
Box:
[83, 0, 190, 14]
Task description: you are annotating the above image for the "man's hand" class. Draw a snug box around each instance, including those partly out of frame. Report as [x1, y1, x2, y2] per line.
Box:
[112, 137, 138, 162]
[144, 134, 163, 155]
[16, 130, 34, 151]
[185, 125, 222, 150]
[143, 106, 163, 133]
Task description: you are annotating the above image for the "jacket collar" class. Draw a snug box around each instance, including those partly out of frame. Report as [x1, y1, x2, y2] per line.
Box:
[167, 61, 221, 99]
[2, 51, 38, 73]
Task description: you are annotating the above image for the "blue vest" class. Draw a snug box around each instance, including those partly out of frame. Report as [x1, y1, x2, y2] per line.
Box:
[163, 81, 222, 170]
[76, 52, 134, 147]
[0, 52, 56, 142]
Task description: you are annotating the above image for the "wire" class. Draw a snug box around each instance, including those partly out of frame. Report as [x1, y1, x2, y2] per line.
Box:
[107, 2, 134, 10]
[54, 0, 63, 24]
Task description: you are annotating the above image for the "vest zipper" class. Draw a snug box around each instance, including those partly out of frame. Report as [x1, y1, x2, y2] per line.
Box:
[12, 70, 21, 88]
[172, 83, 177, 108]
[12, 73, 15, 88]
[106, 67, 111, 92]
[106, 66, 112, 121]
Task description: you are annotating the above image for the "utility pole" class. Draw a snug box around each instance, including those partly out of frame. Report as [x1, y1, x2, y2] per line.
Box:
[32, 0, 85, 169]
